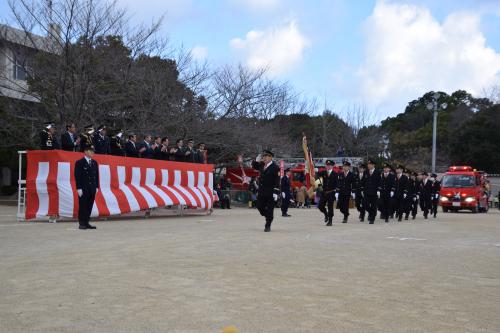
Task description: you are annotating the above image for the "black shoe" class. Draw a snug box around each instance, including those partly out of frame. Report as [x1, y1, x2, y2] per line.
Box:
[398, 217, 402, 222]
[264, 227, 270, 232]
[282, 214, 291, 217]
[326, 221, 332, 226]
[342, 219, 347, 223]
[433, 214, 437, 218]
[87, 224, 97, 229]
[412, 216, 416, 220]
[404, 216, 409, 220]
[369, 220, 374, 224]
[79, 225, 87, 230]
[385, 218, 389, 223]
[323, 215, 328, 223]
[360, 217, 364, 222]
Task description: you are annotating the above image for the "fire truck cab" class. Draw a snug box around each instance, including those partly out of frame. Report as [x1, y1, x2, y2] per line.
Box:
[439, 166, 489, 213]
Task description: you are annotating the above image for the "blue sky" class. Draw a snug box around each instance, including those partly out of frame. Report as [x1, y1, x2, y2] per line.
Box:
[2, 0, 500, 121]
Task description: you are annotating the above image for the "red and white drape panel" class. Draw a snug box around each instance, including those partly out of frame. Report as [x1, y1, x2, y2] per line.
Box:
[25, 151, 215, 220]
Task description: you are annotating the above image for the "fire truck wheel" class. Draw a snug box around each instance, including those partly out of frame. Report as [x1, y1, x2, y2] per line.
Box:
[471, 205, 478, 214]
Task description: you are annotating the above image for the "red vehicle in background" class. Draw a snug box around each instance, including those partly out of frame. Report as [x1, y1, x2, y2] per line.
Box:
[439, 166, 489, 213]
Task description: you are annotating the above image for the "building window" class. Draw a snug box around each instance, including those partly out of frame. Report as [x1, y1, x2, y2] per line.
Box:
[13, 55, 31, 81]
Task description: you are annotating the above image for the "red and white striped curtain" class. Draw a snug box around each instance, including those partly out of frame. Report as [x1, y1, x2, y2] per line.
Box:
[25, 151, 215, 220]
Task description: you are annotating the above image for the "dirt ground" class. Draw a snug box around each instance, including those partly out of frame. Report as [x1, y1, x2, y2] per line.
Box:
[1, 205, 499, 333]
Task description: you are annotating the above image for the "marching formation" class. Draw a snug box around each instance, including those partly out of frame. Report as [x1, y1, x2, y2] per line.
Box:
[252, 150, 442, 232]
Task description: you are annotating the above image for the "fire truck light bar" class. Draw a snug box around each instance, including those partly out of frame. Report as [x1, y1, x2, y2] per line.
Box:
[449, 166, 473, 172]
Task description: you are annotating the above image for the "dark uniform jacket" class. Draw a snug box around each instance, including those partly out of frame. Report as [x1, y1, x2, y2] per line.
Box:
[184, 147, 197, 163]
[61, 132, 78, 151]
[380, 173, 396, 196]
[318, 170, 338, 193]
[252, 161, 280, 196]
[40, 130, 59, 150]
[337, 171, 355, 196]
[420, 179, 433, 200]
[92, 132, 110, 154]
[362, 169, 381, 196]
[174, 147, 187, 162]
[110, 137, 125, 156]
[431, 180, 441, 198]
[74, 157, 99, 193]
[125, 141, 139, 158]
[408, 178, 419, 196]
[394, 174, 409, 198]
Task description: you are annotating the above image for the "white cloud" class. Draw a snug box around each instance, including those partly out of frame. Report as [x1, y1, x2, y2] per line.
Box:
[191, 46, 208, 60]
[229, 0, 281, 11]
[356, 0, 500, 114]
[230, 21, 309, 76]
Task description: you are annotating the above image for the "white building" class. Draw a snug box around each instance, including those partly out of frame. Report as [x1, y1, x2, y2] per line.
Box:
[0, 23, 58, 102]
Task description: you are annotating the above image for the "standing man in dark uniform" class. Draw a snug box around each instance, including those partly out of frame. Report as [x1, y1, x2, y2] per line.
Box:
[40, 122, 60, 150]
[173, 139, 187, 162]
[420, 172, 433, 219]
[380, 163, 396, 222]
[430, 173, 441, 218]
[74, 144, 99, 230]
[125, 134, 138, 157]
[355, 163, 366, 222]
[109, 129, 125, 156]
[138, 135, 154, 158]
[92, 125, 110, 154]
[336, 160, 355, 223]
[318, 160, 338, 226]
[280, 168, 292, 217]
[61, 123, 80, 151]
[394, 164, 409, 221]
[362, 159, 381, 224]
[252, 150, 280, 232]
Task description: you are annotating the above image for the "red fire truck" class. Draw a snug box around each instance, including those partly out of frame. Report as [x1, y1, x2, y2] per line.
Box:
[439, 166, 489, 213]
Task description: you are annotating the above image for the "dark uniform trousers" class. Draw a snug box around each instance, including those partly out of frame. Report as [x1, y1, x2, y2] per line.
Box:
[75, 158, 99, 227]
[337, 195, 351, 218]
[407, 196, 419, 218]
[355, 175, 365, 220]
[318, 192, 335, 219]
[364, 195, 378, 222]
[258, 194, 275, 223]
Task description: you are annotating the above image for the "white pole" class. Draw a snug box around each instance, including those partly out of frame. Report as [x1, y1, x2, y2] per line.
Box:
[432, 109, 437, 173]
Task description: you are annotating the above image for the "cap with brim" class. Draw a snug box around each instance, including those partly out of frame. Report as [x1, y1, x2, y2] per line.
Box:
[367, 159, 376, 165]
[97, 125, 106, 131]
[262, 150, 274, 157]
[383, 163, 392, 169]
[343, 160, 351, 167]
[44, 121, 54, 129]
[325, 160, 335, 166]
[358, 163, 366, 168]
[395, 164, 404, 170]
[431, 173, 437, 178]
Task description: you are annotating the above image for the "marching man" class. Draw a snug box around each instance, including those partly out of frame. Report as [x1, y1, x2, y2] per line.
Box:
[252, 150, 281, 232]
[318, 160, 338, 226]
[74, 143, 99, 230]
[336, 160, 355, 223]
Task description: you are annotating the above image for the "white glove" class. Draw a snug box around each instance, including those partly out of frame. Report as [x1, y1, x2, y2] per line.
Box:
[256, 154, 262, 162]
[413, 197, 417, 202]
[377, 191, 380, 198]
[273, 194, 278, 201]
[77, 189, 83, 197]
[281, 192, 285, 199]
[403, 193, 407, 199]
[390, 191, 394, 198]
[435, 194, 439, 199]
[351, 193, 356, 200]
[335, 193, 339, 201]
[416, 195, 420, 200]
